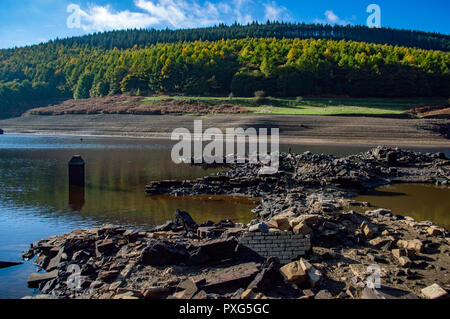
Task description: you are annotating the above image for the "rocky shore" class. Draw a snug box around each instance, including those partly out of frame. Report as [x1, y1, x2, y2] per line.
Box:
[22, 147, 450, 300]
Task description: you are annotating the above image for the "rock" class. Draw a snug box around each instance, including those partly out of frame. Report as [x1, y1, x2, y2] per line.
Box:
[175, 278, 198, 299]
[361, 221, 377, 239]
[302, 289, 315, 299]
[72, 250, 90, 262]
[366, 208, 392, 217]
[421, 284, 449, 299]
[90, 281, 103, 289]
[0, 129, 3, 135]
[315, 290, 333, 299]
[341, 211, 364, 225]
[392, 249, 409, 259]
[97, 270, 120, 282]
[249, 223, 269, 233]
[299, 258, 312, 272]
[247, 258, 284, 293]
[95, 239, 116, 257]
[46, 249, 63, 272]
[293, 223, 312, 235]
[27, 270, 58, 288]
[397, 239, 423, 254]
[427, 226, 443, 237]
[174, 210, 198, 231]
[307, 266, 322, 287]
[113, 291, 140, 299]
[143, 287, 172, 299]
[150, 221, 174, 233]
[241, 289, 253, 299]
[361, 286, 418, 299]
[189, 238, 238, 265]
[290, 215, 319, 228]
[280, 261, 307, 284]
[398, 256, 412, 268]
[386, 151, 397, 165]
[300, 258, 322, 288]
[269, 216, 291, 231]
[22, 294, 59, 300]
[140, 241, 188, 266]
[369, 236, 395, 248]
[198, 263, 260, 293]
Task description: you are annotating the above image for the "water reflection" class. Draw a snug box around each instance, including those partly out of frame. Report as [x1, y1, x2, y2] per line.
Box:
[68, 186, 85, 211]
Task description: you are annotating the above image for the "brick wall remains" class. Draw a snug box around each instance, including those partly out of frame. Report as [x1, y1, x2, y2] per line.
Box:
[239, 232, 311, 264]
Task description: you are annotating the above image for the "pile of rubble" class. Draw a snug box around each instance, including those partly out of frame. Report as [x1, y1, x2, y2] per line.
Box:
[146, 147, 450, 198]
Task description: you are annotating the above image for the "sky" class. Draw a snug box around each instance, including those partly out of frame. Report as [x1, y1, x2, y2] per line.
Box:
[0, 0, 449, 49]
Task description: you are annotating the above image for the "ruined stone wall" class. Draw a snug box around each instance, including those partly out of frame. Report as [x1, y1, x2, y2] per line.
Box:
[239, 232, 311, 264]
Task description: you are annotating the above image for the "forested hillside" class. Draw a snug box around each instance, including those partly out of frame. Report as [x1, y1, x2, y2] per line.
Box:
[0, 23, 449, 118]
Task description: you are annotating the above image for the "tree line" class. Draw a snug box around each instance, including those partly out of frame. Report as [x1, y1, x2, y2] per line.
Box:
[0, 36, 449, 117]
[26, 22, 450, 52]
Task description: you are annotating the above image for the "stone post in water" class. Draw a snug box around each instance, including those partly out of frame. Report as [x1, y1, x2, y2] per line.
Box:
[0, 128, 4, 135]
[68, 155, 85, 187]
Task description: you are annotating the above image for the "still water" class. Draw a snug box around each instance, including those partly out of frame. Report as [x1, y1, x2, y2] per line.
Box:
[0, 133, 448, 298]
[354, 184, 450, 230]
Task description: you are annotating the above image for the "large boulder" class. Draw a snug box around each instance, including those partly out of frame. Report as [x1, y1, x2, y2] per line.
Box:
[140, 241, 188, 266]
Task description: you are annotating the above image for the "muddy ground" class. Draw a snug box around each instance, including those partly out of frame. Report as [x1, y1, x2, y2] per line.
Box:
[1, 114, 449, 147]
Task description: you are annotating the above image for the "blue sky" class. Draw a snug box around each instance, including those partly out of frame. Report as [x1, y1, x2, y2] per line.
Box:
[0, 0, 449, 49]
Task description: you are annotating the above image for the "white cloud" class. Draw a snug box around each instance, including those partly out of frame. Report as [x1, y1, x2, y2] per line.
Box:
[134, 0, 222, 28]
[315, 10, 350, 26]
[67, 0, 288, 32]
[263, 1, 290, 22]
[77, 5, 159, 31]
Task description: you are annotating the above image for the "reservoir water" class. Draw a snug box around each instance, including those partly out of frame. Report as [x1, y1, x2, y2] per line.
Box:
[0, 133, 448, 298]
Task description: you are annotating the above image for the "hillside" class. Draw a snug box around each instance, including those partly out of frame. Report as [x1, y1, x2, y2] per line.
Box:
[0, 23, 449, 118]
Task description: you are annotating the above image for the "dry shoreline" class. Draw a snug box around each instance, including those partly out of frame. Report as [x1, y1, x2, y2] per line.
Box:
[1, 114, 449, 148]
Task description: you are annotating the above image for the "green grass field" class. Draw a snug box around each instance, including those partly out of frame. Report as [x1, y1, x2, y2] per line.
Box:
[142, 96, 447, 116]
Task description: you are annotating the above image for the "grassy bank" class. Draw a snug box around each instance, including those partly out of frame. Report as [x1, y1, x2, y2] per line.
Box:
[142, 96, 447, 116]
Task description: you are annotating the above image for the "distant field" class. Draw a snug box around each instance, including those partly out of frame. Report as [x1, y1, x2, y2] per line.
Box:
[142, 96, 448, 116]
[24, 95, 449, 117]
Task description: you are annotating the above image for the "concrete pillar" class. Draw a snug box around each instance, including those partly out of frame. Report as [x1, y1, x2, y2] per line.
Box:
[0, 128, 4, 135]
[68, 155, 85, 187]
